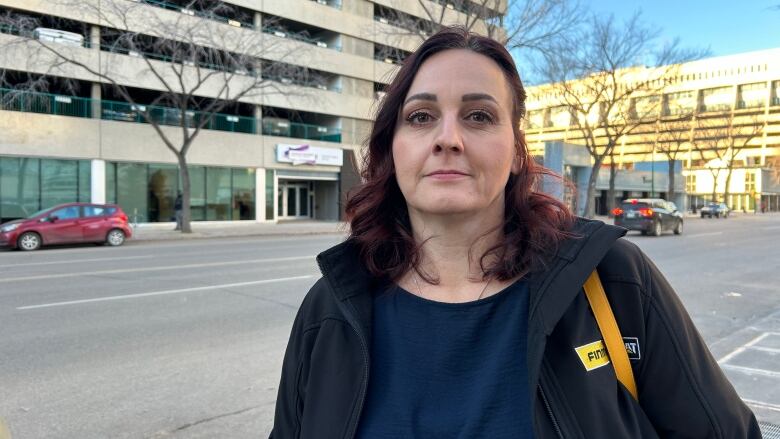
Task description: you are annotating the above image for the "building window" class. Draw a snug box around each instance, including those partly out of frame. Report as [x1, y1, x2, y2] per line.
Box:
[525, 110, 544, 129]
[737, 82, 767, 109]
[105, 162, 255, 223]
[745, 171, 756, 193]
[0, 156, 91, 222]
[665, 90, 696, 116]
[685, 173, 696, 194]
[265, 169, 275, 220]
[699, 86, 732, 113]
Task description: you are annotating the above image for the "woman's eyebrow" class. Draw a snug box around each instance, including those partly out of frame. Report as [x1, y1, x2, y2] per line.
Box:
[403, 92, 437, 105]
[462, 93, 497, 103]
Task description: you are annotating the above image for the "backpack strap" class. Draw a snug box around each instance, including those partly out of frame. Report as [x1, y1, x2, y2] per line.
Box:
[583, 270, 639, 401]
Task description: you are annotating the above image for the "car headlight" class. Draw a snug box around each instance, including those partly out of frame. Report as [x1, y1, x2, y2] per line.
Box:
[0, 223, 19, 233]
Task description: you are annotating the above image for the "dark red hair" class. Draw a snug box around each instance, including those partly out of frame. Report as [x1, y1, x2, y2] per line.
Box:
[345, 26, 574, 282]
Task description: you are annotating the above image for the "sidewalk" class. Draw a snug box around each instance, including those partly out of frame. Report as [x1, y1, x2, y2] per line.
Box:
[130, 220, 348, 242]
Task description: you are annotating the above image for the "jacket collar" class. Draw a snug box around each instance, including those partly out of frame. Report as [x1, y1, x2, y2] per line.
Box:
[527, 218, 627, 335]
[316, 218, 626, 339]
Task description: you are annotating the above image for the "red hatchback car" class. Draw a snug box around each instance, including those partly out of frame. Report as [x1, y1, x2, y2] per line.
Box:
[0, 202, 132, 251]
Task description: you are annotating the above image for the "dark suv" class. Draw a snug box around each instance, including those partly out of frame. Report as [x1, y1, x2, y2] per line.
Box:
[700, 203, 730, 218]
[613, 198, 683, 236]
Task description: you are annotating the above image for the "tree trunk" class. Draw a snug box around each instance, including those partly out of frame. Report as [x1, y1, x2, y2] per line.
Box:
[177, 155, 192, 234]
[583, 158, 603, 219]
[723, 168, 733, 210]
[711, 171, 718, 203]
[667, 159, 676, 204]
[607, 161, 617, 216]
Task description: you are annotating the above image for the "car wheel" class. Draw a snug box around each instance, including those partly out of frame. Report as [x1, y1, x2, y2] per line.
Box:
[674, 220, 683, 235]
[700, 213, 705, 218]
[652, 220, 662, 237]
[106, 229, 126, 247]
[18, 232, 42, 251]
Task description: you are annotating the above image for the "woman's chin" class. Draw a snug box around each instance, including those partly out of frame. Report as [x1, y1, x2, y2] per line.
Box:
[413, 201, 484, 217]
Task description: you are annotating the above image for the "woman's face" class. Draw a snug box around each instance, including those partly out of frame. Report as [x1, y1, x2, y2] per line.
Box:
[392, 49, 519, 219]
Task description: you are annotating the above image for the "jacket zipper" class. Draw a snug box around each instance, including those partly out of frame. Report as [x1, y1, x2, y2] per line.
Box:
[317, 260, 370, 439]
[539, 384, 564, 439]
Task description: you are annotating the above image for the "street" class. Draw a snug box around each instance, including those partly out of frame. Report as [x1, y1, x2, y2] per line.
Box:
[0, 214, 779, 438]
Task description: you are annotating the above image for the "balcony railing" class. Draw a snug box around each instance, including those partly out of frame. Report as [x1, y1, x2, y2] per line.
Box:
[0, 88, 343, 142]
[0, 87, 92, 117]
[261, 26, 342, 52]
[737, 100, 764, 110]
[101, 100, 257, 133]
[698, 103, 732, 113]
[262, 120, 341, 143]
[137, 0, 255, 29]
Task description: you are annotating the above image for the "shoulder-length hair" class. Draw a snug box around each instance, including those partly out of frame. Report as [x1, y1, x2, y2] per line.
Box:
[345, 26, 574, 282]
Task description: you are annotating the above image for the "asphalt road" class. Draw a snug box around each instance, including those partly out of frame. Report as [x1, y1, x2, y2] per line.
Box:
[0, 214, 778, 438]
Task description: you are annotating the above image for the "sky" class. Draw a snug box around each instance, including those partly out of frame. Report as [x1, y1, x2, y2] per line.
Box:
[589, 0, 780, 58]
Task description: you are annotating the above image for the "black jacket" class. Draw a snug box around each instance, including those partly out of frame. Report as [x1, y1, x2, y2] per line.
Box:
[270, 219, 760, 438]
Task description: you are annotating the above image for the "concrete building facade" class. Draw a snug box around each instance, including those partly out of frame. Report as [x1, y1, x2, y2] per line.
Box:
[524, 48, 780, 214]
[0, 0, 503, 223]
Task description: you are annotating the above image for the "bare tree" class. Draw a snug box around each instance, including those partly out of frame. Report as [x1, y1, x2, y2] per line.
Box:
[654, 112, 694, 204]
[692, 112, 764, 206]
[372, 0, 582, 59]
[538, 12, 702, 217]
[1, 0, 312, 232]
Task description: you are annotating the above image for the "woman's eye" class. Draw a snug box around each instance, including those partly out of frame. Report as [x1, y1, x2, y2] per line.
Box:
[406, 111, 432, 125]
[467, 111, 494, 123]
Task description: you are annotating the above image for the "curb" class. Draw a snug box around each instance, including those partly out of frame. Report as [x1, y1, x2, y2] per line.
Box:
[130, 229, 347, 242]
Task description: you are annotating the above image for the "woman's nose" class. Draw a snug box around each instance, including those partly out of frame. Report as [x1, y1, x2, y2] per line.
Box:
[432, 115, 464, 153]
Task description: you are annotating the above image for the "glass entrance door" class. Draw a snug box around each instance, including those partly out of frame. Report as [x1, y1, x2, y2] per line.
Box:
[278, 181, 312, 219]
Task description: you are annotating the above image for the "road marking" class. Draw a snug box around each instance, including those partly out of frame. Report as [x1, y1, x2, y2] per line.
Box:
[748, 346, 780, 354]
[16, 275, 316, 310]
[0, 255, 154, 268]
[721, 364, 780, 378]
[0, 255, 315, 283]
[743, 399, 780, 413]
[718, 333, 770, 364]
[686, 231, 724, 238]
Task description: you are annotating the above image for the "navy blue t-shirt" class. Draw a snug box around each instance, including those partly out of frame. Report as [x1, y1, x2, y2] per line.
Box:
[356, 280, 534, 438]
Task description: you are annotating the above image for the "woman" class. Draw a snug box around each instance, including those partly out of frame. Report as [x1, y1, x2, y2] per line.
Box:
[271, 27, 759, 438]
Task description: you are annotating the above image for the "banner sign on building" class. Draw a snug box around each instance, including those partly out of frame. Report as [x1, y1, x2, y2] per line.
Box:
[276, 144, 343, 166]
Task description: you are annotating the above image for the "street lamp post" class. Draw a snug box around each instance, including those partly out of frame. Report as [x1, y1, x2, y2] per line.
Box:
[650, 147, 655, 197]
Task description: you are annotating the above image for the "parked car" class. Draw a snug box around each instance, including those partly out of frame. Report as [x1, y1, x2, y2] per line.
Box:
[700, 202, 730, 218]
[33, 28, 84, 47]
[0, 202, 132, 251]
[612, 198, 683, 237]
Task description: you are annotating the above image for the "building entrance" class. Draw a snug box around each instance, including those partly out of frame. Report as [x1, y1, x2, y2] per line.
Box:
[277, 180, 312, 219]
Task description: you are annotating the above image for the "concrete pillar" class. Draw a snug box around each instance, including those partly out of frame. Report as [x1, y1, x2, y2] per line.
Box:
[254, 105, 262, 135]
[91, 159, 106, 204]
[90, 25, 100, 49]
[254, 11, 263, 29]
[255, 167, 266, 222]
[91, 83, 101, 119]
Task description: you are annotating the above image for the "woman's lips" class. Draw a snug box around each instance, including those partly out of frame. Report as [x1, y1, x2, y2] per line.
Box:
[425, 170, 469, 180]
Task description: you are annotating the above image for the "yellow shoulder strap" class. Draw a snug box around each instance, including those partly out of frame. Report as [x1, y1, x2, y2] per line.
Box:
[583, 270, 639, 401]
